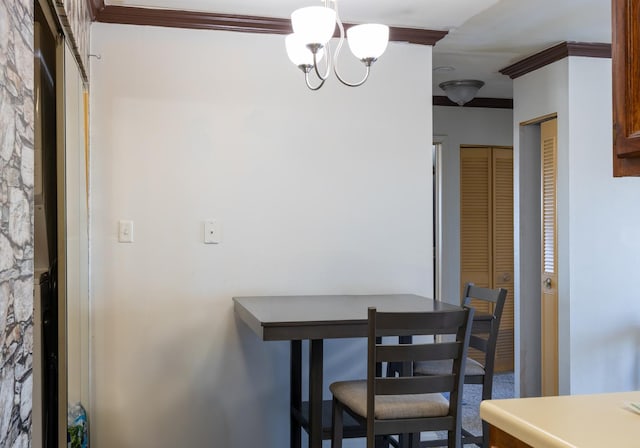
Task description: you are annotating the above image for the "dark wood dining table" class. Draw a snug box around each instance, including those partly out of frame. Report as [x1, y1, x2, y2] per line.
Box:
[233, 294, 461, 448]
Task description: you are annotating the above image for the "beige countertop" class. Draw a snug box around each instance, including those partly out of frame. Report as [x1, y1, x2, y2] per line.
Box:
[480, 391, 640, 447]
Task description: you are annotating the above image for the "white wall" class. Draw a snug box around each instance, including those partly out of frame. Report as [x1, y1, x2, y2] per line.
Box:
[90, 23, 433, 448]
[514, 56, 640, 396]
[513, 59, 570, 396]
[565, 57, 640, 394]
[433, 106, 513, 305]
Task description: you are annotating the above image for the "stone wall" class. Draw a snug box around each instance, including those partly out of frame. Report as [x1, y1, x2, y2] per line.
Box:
[0, 0, 35, 446]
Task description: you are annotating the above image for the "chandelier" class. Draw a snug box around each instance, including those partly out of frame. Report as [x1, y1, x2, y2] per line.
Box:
[285, 0, 389, 90]
[439, 80, 485, 106]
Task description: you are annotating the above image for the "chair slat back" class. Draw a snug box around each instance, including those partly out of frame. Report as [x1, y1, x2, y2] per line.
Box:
[462, 283, 507, 367]
[469, 334, 488, 352]
[366, 306, 474, 422]
[465, 283, 504, 304]
[376, 375, 455, 396]
[374, 310, 469, 337]
[377, 341, 461, 363]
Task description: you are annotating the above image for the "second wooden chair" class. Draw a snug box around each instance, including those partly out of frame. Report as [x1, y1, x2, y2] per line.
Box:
[414, 283, 508, 447]
[330, 306, 475, 448]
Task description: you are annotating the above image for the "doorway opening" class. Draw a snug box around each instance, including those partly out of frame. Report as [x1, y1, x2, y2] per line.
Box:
[516, 113, 557, 398]
[432, 141, 443, 301]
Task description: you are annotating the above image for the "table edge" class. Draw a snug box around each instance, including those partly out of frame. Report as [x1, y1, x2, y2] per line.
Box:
[480, 400, 574, 448]
[232, 294, 460, 341]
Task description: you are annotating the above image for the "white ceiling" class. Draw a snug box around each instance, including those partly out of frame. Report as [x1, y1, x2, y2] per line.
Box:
[105, 0, 612, 99]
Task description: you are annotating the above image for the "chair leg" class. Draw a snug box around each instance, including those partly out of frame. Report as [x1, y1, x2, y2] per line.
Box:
[331, 397, 344, 448]
[447, 430, 456, 448]
[397, 434, 408, 448]
[375, 436, 390, 448]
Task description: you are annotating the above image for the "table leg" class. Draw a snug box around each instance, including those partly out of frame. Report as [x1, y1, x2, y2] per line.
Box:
[309, 339, 323, 448]
[291, 340, 302, 448]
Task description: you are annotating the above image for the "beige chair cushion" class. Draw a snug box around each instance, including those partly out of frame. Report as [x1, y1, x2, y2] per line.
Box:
[413, 357, 485, 377]
[329, 380, 450, 420]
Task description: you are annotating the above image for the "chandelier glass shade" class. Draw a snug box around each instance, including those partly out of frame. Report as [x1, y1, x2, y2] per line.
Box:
[285, 33, 325, 67]
[291, 6, 337, 47]
[439, 79, 485, 106]
[347, 24, 389, 61]
[286, 0, 389, 90]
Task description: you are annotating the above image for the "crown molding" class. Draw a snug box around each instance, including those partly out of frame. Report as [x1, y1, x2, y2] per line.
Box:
[88, 0, 105, 20]
[500, 41, 611, 79]
[388, 28, 448, 46]
[96, 5, 291, 34]
[91, 4, 447, 45]
[433, 96, 513, 109]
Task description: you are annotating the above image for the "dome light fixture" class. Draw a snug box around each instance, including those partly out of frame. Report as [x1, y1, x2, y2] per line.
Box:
[285, 0, 389, 90]
[439, 79, 485, 106]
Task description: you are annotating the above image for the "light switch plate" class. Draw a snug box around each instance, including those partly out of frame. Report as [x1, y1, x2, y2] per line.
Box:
[204, 220, 221, 244]
[118, 220, 134, 243]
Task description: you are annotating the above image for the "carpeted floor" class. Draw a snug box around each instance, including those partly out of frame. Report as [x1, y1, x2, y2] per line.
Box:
[422, 371, 515, 444]
[459, 372, 515, 437]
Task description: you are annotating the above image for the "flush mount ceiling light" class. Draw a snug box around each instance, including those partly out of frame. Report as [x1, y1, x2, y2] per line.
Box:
[285, 0, 389, 90]
[439, 79, 485, 106]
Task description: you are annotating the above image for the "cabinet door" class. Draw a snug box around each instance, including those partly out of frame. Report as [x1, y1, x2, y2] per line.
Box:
[613, 0, 640, 176]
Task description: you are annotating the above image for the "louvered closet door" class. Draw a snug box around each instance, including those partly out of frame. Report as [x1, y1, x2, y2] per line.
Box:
[460, 147, 492, 313]
[541, 119, 559, 396]
[460, 147, 514, 372]
[492, 148, 514, 372]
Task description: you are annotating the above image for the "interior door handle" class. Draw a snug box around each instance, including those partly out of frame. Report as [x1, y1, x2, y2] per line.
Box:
[544, 278, 552, 288]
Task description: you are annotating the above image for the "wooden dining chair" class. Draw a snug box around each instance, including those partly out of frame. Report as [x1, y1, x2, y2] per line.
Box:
[329, 306, 475, 448]
[414, 283, 508, 447]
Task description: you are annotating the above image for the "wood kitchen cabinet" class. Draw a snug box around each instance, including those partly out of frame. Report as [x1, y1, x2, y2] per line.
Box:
[612, 0, 640, 176]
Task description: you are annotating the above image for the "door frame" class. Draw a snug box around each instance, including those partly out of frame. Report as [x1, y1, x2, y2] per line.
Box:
[516, 113, 557, 398]
[540, 118, 559, 396]
[433, 136, 445, 302]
